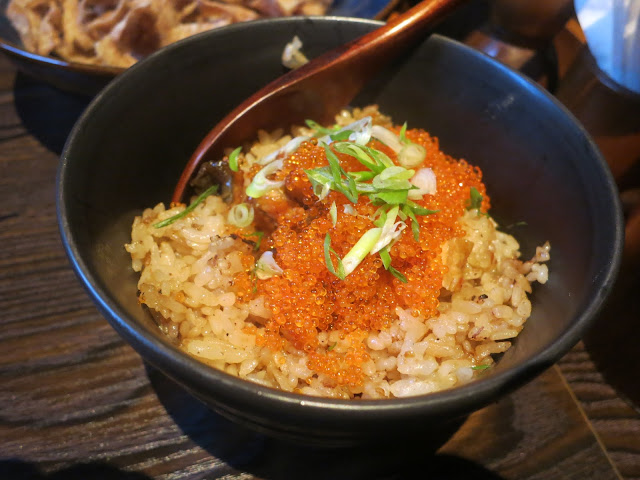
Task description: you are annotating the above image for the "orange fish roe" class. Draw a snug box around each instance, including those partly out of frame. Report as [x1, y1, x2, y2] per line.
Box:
[250, 127, 489, 388]
[232, 249, 259, 300]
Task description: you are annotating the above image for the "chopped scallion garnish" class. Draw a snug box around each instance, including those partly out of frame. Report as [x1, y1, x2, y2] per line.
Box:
[405, 201, 439, 216]
[398, 143, 426, 168]
[379, 246, 392, 269]
[372, 206, 387, 227]
[246, 159, 285, 198]
[322, 143, 358, 203]
[330, 201, 337, 226]
[302, 127, 440, 280]
[369, 189, 409, 206]
[372, 165, 414, 191]
[471, 364, 491, 371]
[389, 266, 407, 283]
[341, 227, 382, 276]
[330, 129, 353, 142]
[398, 122, 408, 143]
[371, 205, 405, 254]
[153, 185, 218, 228]
[379, 247, 407, 283]
[371, 125, 403, 153]
[228, 146, 242, 172]
[467, 186, 483, 211]
[324, 233, 346, 280]
[306, 166, 334, 200]
[317, 117, 372, 146]
[227, 203, 254, 227]
[334, 142, 386, 173]
[245, 231, 264, 251]
[305, 119, 340, 137]
[371, 123, 426, 167]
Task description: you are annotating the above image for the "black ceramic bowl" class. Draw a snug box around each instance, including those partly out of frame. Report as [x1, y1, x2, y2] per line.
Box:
[57, 17, 623, 446]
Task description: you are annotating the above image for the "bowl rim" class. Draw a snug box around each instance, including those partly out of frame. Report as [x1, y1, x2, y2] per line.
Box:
[0, 38, 124, 75]
[57, 17, 625, 420]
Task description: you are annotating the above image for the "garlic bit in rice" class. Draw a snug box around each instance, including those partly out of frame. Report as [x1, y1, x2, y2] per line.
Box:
[282, 35, 309, 69]
[126, 105, 551, 399]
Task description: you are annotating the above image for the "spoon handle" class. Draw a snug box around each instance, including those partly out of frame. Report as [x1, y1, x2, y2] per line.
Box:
[174, 0, 467, 202]
[319, 0, 467, 75]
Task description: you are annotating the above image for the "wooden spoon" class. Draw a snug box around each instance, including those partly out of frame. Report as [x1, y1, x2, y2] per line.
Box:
[173, 0, 468, 203]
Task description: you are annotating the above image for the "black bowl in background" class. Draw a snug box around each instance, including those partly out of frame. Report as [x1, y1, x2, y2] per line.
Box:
[57, 17, 623, 446]
[0, 0, 396, 96]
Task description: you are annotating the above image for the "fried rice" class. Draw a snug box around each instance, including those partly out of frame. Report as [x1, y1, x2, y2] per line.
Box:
[125, 106, 550, 399]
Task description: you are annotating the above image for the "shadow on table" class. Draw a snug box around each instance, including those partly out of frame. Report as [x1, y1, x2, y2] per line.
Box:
[583, 256, 640, 410]
[146, 365, 505, 480]
[0, 460, 151, 480]
[12, 72, 93, 155]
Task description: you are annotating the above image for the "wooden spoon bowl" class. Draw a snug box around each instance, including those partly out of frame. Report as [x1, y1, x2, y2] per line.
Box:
[172, 0, 468, 202]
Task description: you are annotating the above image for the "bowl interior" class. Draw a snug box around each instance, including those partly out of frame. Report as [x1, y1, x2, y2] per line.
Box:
[58, 17, 622, 442]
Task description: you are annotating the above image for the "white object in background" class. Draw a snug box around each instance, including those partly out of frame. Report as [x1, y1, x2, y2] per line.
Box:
[574, 0, 640, 94]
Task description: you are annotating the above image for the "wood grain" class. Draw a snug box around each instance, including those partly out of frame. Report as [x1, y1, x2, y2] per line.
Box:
[559, 344, 640, 480]
[0, 28, 638, 479]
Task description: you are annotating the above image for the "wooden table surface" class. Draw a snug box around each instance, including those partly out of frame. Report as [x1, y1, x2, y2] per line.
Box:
[1, 10, 640, 480]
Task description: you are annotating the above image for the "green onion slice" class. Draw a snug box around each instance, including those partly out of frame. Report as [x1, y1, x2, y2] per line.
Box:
[329, 201, 338, 226]
[471, 364, 491, 371]
[405, 201, 439, 216]
[372, 166, 414, 191]
[305, 119, 340, 137]
[398, 143, 426, 168]
[333, 142, 385, 173]
[301, 118, 441, 280]
[227, 203, 254, 228]
[398, 122, 408, 143]
[153, 185, 218, 228]
[371, 125, 403, 153]
[324, 233, 346, 280]
[322, 143, 358, 203]
[371, 205, 405, 254]
[379, 247, 407, 283]
[228, 146, 242, 172]
[330, 129, 354, 142]
[246, 159, 285, 198]
[370, 189, 409, 206]
[245, 231, 264, 251]
[372, 206, 387, 227]
[342, 227, 382, 276]
[402, 204, 421, 241]
[467, 186, 483, 211]
[389, 266, 408, 283]
[318, 117, 372, 146]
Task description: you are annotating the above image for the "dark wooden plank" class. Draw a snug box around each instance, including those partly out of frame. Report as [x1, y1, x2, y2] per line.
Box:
[559, 343, 640, 480]
[441, 366, 621, 480]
